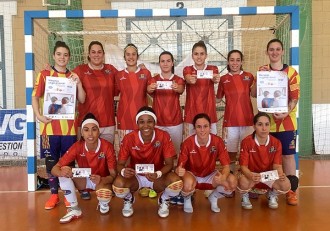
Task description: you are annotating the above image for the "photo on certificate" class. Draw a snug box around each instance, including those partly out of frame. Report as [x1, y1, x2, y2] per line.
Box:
[260, 170, 279, 183]
[257, 71, 288, 113]
[72, 168, 92, 178]
[157, 81, 172, 90]
[197, 70, 213, 79]
[43, 76, 77, 120]
[135, 164, 154, 174]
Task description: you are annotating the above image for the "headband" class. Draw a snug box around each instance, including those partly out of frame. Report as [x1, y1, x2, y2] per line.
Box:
[124, 45, 138, 53]
[136, 110, 157, 124]
[81, 118, 99, 131]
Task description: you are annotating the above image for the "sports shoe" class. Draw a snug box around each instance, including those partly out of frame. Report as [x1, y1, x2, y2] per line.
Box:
[59, 208, 82, 224]
[64, 197, 71, 208]
[148, 189, 157, 198]
[139, 187, 150, 197]
[208, 194, 220, 213]
[286, 190, 298, 206]
[183, 196, 193, 213]
[158, 197, 170, 218]
[176, 194, 184, 205]
[80, 191, 91, 200]
[122, 196, 134, 217]
[170, 196, 178, 205]
[241, 193, 253, 210]
[268, 192, 278, 209]
[97, 202, 109, 214]
[224, 191, 235, 198]
[45, 194, 59, 210]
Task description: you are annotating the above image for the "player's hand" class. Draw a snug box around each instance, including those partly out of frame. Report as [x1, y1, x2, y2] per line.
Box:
[122, 167, 135, 179]
[90, 174, 101, 185]
[186, 74, 197, 84]
[138, 63, 146, 69]
[145, 172, 157, 182]
[171, 81, 179, 92]
[147, 82, 157, 93]
[70, 73, 81, 85]
[60, 166, 73, 178]
[250, 172, 261, 183]
[278, 172, 286, 181]
[212, 74, 220, 83]
[175, 162, 186, 177]
[273, 112, 289, 120]
[37, 115, 52, 124]
[258, 65, 270, 71]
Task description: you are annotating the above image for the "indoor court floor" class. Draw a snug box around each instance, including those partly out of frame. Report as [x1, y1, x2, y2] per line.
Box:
[0, 159, 329, 231]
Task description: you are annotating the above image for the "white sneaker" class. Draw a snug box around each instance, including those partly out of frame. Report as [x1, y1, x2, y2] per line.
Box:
[183, 196, 193, 213]
[268, 193, 278, 209]
[241, 193, 253, 210]
[122, 197, 134, 217]
[97, 202, 109, 214]
[59, 208, 82, 224]
[208, 194, 220, 213]
[158, 198, 170, 218]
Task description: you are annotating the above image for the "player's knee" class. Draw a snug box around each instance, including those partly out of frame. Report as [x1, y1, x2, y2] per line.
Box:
[45, 156, 57, 172]
[96, 189, 113, 203]
[287, 175, 299, 191]
[112, 185, 130, 198]
[167, 180, 183, 193]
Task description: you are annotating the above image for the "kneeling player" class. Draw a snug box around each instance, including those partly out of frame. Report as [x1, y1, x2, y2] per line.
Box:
[238, 112, 291, 209]
[175, 113, 237, 213]
[112, 106, 183, 218]
[51, 113, 117, 223]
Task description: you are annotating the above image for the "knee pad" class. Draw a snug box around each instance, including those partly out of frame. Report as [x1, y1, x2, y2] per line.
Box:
[45, 156, 57, 172]
[112, 185, 130, 198]
[96, 189, 112, 203]
[287, 175, 299, 191]
[167, 180, 183, 193]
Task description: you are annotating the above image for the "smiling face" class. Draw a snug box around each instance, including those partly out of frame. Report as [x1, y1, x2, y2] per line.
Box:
[194, 118, 211, 142]
[228, 51, 243, 74]
[192, 46, 207, 67]
[266, 41, 284, 64]
[53, 47, 70, 70]
[159, 53, 174, 74]
[254, 115, 270, 140]
[88, 44, 105, 67]
[81, 123, 100, 144]
[124, 46, 138, 67]
[137, 114, 155, 141]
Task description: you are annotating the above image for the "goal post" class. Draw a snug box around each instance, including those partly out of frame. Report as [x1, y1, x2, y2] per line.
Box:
[25, 6, 300, 191]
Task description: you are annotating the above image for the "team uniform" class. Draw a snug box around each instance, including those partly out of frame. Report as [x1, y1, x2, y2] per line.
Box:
[216, 71, 255, 152]
[263, 64, 300, 155]
[179, 134, 230, 181]
[183, 65, 218, 134]
[74, 64, 118, 143]
[118, 128, 176, 172]
[148, 74, 185, 154]
[115, 68, 152, 131]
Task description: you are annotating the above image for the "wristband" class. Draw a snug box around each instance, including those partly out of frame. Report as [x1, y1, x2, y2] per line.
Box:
[156, 171, 162, 179]
[121, 168, 126, 177]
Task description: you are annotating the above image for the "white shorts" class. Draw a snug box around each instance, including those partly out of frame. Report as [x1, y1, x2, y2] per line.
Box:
[186, 123, 217, 136]
[223, 126, 254, 152]
[78, 126, 115, 144]
[136, 174, 154, 189]
[157, 124, 183, 155]
[193, 170, 218, 185]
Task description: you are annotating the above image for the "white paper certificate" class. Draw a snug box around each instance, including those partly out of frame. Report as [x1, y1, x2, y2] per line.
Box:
[72, 168, 91, 178]
[157, 81, 172, 90]
[135, 164, 154, 174]
[257, 71, 288, 113]
[197, 70, 213, 79]
[260, 170, 279, 183]
[43, 76, 77, 120]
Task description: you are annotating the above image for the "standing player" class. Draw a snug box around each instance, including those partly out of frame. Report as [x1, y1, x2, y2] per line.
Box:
[32, 41, 86, 209]
[112, 106, 183, 218]
[51, 113, 117, 223]
[183, 40, 220, 136]
[147, 51, 185, 155]
[115, 44, 152, 143]
[175, 113, 237, 213]
[255, 38, 300, 206]
[74, 41, 118, 144]
[216, 50, 255, 174]
[238, 112, 291, 209]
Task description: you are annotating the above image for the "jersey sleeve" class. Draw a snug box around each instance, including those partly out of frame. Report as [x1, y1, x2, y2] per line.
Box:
[58, 142, 79, 167]
[105, 142, 117, 170]
[216, 78, 224, 99]
[32, 72, 46, 97]
[118, 135, 131, 162]
[217, 138, 230, 166]
[239, 139, 250, 167]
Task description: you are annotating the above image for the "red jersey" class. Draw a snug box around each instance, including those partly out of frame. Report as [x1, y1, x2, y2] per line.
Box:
[178, 134, 230, 177]
[148, 74, 185, 126]
[32, 68, 76, 136]
[58, 138, 116, 177]
[262, 64, 300, 132]
[183, 65, 218, 123]
[74, 64, 118, 127]
[239, 134, 282, 173]
[217, 71, 254, 127]
[115, 68, 152, 130]
[118, 128, 176, 171]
